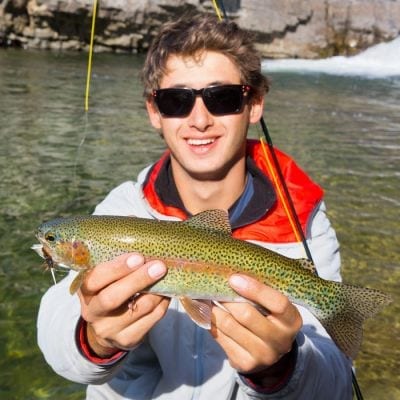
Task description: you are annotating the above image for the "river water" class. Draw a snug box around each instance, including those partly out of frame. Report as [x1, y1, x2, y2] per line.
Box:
[0, 47, 399, 399]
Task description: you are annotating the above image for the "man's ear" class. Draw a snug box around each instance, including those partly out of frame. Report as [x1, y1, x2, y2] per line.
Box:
[249, 96, 265, 124]
[146, 98, 162, 130]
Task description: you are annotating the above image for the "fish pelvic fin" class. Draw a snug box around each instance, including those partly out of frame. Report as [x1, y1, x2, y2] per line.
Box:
[69, 270, 88, 295]
[320, 283, 392, 360]
[179, 297, 213, 329]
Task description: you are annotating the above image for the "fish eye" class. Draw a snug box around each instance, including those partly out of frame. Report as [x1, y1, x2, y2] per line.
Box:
[45, 232, 56, 242]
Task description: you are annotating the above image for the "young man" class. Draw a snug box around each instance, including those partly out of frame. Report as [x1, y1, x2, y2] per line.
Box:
[37, 14, 352, 399]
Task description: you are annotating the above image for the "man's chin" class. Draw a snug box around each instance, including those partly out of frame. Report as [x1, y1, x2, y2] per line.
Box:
[184, 165, 233, 182]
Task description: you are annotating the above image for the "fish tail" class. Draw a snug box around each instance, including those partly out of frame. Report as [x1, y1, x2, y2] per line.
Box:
[320, 283, 392, 359]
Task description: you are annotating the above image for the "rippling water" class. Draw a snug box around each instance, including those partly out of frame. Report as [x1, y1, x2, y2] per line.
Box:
[0, 49, 399, 399]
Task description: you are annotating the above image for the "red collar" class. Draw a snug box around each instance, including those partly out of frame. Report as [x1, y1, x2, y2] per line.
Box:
[142, 151, 276, 229]
[142, 139, 323, 243]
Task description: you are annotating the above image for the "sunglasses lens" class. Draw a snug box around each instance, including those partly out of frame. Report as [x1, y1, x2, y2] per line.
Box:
[204, 86, 245, 115]
[154, 89, 194, 117]
[153, 85, 250, 117]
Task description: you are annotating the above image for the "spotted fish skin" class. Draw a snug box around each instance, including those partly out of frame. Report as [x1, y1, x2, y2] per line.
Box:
[34, 210, 392, 359]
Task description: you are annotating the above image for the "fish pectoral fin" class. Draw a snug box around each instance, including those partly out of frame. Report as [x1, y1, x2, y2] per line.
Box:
[69, 270, 87, 295]
[180, 297, 213, 330]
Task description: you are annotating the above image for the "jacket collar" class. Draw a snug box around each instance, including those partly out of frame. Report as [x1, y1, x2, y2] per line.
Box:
[143, 151, 276, 230]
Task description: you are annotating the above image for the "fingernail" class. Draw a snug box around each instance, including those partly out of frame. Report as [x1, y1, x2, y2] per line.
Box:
[126, 254, 144, 269]
[229, 274, 248, 291]
[148, 261, 166, 279]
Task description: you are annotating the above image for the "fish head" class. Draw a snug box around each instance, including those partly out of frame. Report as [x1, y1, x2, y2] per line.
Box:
[33, 217, 91, 272]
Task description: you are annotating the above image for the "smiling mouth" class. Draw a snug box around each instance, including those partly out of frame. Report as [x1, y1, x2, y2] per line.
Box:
[186, 138, 215, 146]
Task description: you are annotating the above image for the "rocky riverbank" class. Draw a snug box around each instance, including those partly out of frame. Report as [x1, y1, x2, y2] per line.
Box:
[1, 0, 399, 58]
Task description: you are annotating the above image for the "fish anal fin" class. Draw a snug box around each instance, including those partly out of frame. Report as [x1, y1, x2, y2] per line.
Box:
[69, 270, 87, 295]
[180, 297, 213, 329]
[185, 210, 231, 235]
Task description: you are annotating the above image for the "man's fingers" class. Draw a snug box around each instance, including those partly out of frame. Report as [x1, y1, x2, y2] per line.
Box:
[79, 259, 167, 317]
[111, 297, 170, 350]
[82, 253, 145, 294]
[102, 260, 166, 301]
[210, 323, 252, 371]
[89, 296, 171, 351]
[210, 311, 279, 372]
[229, 274, 302, 328]
[209, 274, 303, 373]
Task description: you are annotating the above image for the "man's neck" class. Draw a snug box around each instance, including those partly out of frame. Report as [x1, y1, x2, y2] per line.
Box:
[171, 159, 247, 215]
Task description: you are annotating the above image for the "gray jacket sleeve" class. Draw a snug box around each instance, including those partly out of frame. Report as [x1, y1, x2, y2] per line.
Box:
[37, 271, 123, 383]
[37, 268, 163, 388]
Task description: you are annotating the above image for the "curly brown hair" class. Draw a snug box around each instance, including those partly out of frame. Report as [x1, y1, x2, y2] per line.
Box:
[141, 13, 269, 101]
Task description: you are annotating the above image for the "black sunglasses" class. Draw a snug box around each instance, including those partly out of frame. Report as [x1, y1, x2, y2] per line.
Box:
[152, 84, 252, 117]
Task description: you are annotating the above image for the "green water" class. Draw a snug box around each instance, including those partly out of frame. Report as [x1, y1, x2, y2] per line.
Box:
[0, 49, 399, 399]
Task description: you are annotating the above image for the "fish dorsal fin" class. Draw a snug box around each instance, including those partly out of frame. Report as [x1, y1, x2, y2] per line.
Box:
[185, 209, 232, 235]
[298, 258, 317, 274]
[180, 297, 213, 329]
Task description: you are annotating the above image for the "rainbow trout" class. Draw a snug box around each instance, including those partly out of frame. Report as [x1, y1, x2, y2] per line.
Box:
[32, 210, 391, 359]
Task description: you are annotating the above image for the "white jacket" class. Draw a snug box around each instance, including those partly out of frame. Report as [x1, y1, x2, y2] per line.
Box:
[37, 166, 352, 399]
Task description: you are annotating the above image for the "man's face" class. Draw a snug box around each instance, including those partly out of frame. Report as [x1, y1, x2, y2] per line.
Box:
[146, 51, 264, 181]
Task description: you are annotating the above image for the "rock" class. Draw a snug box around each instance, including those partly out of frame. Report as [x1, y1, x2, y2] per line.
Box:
[0, 0, 399, 58]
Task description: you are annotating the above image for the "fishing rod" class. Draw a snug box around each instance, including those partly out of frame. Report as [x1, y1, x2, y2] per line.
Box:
[258, 118, 314, 262]
[213, 1, 364, 399]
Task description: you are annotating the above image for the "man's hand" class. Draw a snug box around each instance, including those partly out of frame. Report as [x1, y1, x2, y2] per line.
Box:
[210, 274, 302, 376]
[77, 253, 170, 357]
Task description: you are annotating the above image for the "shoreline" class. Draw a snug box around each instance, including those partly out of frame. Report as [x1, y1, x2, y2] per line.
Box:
[1, 0, 400, 59]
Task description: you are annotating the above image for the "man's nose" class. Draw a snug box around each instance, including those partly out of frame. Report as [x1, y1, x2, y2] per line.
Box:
[187, 96, 213, 130]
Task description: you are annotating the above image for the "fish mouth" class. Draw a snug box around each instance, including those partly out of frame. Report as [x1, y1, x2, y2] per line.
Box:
[31, 243, 54, 269]
[31, 243, 45, 258]
[31, 243, 58, 285]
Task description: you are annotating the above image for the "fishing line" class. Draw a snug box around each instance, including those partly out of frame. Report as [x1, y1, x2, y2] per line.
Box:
[50, 267, 57, 285]
[85, 0, 98, 111]
[213, 2, 364, 399]
[73, 0, 97, 200]
[72, 112, 89, 199]
[212, 0, 223, 21]
[216, 0, 228, 19]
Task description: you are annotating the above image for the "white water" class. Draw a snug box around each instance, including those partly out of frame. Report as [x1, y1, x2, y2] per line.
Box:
[263, 37, 400, 78]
